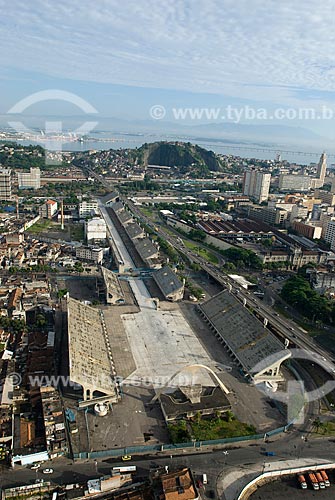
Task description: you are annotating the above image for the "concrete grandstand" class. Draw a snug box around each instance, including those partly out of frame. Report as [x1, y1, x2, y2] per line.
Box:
[153, 265, 185, 301]
[118, 210, 133, 225]
[125, 222, 145, 240]
[101, 266, 125, 304]
[67, 298, 120, 402]
[198, 290, 291, 383]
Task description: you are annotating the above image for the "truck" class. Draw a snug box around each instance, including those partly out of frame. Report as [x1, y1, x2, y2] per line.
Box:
[297, 474, 307, 489]
[315, 471, 326, 489]
[202, 474, 208, 485]
[308, 472, 319, 490]
[320, 470, 330, 487]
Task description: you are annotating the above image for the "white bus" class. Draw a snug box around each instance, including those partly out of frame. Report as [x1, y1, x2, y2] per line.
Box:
[112, 466, 137, 474]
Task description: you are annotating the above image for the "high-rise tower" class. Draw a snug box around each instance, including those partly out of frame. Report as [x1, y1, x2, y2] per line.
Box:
[0, 168, 12, 200]
[316, 152, 327, 185]
[243, 169, 271, 203]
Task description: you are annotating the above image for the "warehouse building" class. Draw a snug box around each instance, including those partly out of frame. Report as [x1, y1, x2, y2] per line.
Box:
[101, 192, 120, 205]
[85, 217, 107, 242]
[117, 210, 133, 226]
[111, 201, 125, 213]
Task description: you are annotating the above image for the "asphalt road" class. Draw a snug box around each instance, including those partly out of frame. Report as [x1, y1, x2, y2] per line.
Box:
[2, 435, 335, 492]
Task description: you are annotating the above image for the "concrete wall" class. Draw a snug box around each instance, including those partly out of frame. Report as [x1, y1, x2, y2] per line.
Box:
[166, 217, 234, 250]
[204, 233, 234, 250]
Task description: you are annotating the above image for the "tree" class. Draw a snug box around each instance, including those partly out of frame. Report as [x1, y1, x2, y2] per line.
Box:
[281, 275, 334, 324]
[36, 313, 47, 329]
[313, 417, 321, 433]
[262, 238, 273, 248]
[74, 262, 84, 273]
[189, 229, 206, 242]
[222, 247, 262, 270]
[168, 421, 190, 443]
[223, 262, 236, 271]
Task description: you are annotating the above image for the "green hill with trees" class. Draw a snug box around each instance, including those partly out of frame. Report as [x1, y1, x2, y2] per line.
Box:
[132, 141, 223, 175]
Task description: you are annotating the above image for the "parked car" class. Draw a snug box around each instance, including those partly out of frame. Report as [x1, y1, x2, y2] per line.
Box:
[42, 468, 54, 474]
[121, 455, 132, 461]
[31, 463, 40, 470]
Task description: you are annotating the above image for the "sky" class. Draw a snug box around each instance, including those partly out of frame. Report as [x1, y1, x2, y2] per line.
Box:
[1, 0, 335, 144]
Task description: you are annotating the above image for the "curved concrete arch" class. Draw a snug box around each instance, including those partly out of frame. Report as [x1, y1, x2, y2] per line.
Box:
[151, 363, 229, 402]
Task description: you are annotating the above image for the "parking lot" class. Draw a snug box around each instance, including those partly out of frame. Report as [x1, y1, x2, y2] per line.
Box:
[250, 474, 335, 499]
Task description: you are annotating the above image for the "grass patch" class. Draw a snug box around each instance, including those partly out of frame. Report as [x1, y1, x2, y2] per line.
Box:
[190, 417, 256, 441]
[313, 333, 335, 356]
[168, 412, 256, 443]
[313, 419, 335, 436]
[162, 226, 178, 237]
[26, 220, 84, 242]
[183, 240, 218, 264]
[68, 223, 84, 241]
[139, 206, 160, 222]
[274, 303, 328, 337]
[26, 219, 53, 233]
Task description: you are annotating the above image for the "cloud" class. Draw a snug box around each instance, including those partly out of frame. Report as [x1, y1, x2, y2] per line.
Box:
[1, 0, 335, 107]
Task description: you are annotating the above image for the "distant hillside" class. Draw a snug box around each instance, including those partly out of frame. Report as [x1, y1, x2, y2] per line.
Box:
[0, 142, 47, 170]
[133, 141, 223, 174]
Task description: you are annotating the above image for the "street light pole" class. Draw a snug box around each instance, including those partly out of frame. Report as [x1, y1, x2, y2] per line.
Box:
[223, 450, 229, 467]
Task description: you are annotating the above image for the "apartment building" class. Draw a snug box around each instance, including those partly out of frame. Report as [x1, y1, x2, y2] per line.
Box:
[75, 246, 104, 264]
[243, 169, 271, 203]
[17, 168, 41, 190]
[39, 200, 57, 219]
[0, 168, 12, 200]
[78, 200, 98, 217]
